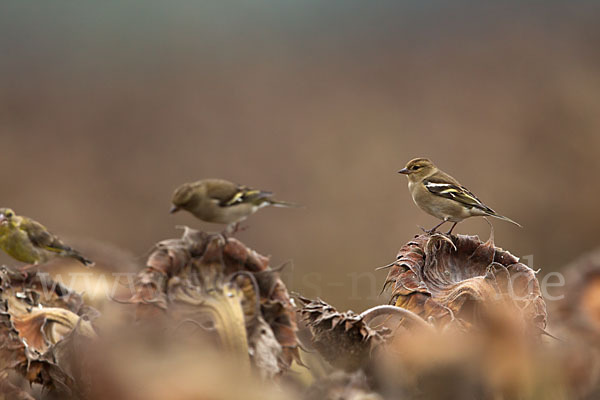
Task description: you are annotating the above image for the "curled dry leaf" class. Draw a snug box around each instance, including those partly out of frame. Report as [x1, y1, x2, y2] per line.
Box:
[382, 233, 547, 334]
[12, 307, 96, 354]
[298, 296, 390, 371]
[0, 267, 97, 396]
[122, 227, 300, 375]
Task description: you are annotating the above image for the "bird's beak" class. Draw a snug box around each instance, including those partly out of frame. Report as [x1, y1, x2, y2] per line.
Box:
[169, 205, 180, 214]
[398, 168, 410, 175]
[0, 215, 6, 225]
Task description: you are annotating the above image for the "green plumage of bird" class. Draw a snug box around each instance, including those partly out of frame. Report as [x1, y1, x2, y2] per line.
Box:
[398, 158, 521, 234]
[0, 208, 93, 267]
[169, 179, 300, 228]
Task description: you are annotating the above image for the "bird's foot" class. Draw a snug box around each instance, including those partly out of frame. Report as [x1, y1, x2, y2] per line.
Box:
[223, 222, 244, 236]
[221, 223, 249, 241]
[417, 225, 435, 235]
[418, 225, 438, 235]
[220, 224, 236, 240]
[418, 220, 449, 236]
[17, 264, 37, 278]
[216, 230, 230, 246]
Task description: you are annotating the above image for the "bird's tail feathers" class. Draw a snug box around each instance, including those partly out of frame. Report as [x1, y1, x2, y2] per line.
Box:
[487, 212, 522, 228]
[267, 199, 303, 208]
[71, 252, 95, 267]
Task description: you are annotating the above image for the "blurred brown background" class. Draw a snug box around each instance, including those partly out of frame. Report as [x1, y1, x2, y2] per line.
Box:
[0, 1, 599, 311]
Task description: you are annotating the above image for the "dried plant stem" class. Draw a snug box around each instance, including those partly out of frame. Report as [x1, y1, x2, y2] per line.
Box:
[359, 305, 433, 331]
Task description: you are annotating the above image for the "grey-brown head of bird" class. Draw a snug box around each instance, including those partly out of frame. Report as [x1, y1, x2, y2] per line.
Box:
[398, 158, 437, 182]
[0, 208, 15, 226]
[170, 183, 196, 214]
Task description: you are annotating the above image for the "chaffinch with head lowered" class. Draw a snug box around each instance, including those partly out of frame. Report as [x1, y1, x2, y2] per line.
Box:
[170, 179, 300, 230]
[398, 158, 521, 234]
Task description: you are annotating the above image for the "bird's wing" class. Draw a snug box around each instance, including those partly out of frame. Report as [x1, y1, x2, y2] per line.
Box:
[423, 178, 493, 213]
[204, 180, 272, 207]
[19, 218, 73, 254]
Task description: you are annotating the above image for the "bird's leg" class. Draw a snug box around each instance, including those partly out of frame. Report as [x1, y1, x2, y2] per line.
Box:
[220, 223, 239, 242]
[446, 222, 458, 235]
[420, 220, 447, 234]
[218, 227, 231, 245]
[18, 263, 37, 272]
[219, 232, 229, 246]
[236, 224, 249, 233]
[222, 222, 244, 236]
[17, 263, 38, 278]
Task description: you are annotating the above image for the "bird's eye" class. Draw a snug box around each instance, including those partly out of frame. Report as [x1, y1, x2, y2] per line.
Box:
[5, 211, 12, 217]
[411, 165, 420, 170]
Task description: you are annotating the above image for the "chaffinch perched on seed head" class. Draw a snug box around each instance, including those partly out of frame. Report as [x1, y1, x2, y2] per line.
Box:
[0, 208, 93, 267]
[398, 158, 521, 234]
[170, 179, 300, 229]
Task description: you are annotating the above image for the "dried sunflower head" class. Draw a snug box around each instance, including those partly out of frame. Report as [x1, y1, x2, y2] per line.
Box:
[382, 233, 547, 335]
[123, 227, 300, 375]
[298, 296, 390, 371]
[0, 267, 97, 396]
